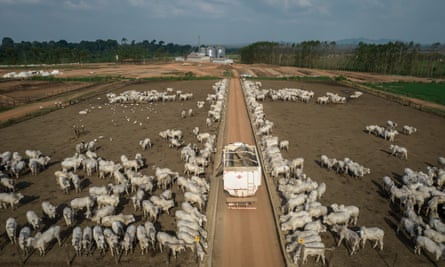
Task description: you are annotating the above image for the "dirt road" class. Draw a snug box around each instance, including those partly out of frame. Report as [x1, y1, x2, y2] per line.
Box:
[212, 78, 285, 267]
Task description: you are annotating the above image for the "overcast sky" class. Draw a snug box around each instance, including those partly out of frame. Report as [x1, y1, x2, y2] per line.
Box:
[0, 0, 443, 45]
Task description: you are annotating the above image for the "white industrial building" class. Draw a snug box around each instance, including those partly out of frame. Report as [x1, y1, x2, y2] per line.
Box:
[183, 45, 231, 64]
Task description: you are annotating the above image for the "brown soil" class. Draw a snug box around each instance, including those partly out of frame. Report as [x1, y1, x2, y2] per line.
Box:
[0, 80, 220, 266]
[258, 79, 445, 266]
[1, 63, 445, 267]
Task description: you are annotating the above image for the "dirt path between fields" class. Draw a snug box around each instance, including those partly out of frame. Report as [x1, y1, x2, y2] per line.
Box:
[212, 77, 285, 267]
[0, 81, 124, 123]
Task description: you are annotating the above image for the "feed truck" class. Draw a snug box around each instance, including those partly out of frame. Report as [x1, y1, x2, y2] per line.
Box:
[223, 142, 261, 209]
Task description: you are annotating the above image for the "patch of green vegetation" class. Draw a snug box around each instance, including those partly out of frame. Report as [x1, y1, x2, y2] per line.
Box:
[249, 76, 332, 82]
[0, 106, 14, 113]
[139, 75, 221, 81]
[223, 70, 232, 77]
[365, 81, 445, 106]
[334, 75, 347, 81]
[30, 75, 124, 82]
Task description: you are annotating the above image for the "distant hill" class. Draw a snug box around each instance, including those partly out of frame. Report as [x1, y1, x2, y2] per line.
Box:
[336, 37, 399, 46]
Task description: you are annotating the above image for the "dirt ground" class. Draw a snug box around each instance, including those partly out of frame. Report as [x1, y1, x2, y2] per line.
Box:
[212, 78, 284, 267]
[1, 63, 445, 267]
[1, 62, 442, 122]
[258, 79, 445, 266]
[0, 79, 220, 266]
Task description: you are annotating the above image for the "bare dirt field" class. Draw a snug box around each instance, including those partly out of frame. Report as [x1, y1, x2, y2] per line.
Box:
[1, 63, 445, 267]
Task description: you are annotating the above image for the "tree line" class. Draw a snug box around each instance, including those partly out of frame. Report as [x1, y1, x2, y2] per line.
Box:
[0, 37, 193, 65]
[240, 41, 445, 78]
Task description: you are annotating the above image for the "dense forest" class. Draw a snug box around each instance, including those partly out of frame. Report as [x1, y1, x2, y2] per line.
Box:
[1, 36, 444, 78]
[0, 37, 194, 65]
[240, 41, 445, 78]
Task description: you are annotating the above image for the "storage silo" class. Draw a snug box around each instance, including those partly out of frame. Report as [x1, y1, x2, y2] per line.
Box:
[217, 47, 226, 58]
[199, 46, 206, 56]
[206, 46, 216, 58]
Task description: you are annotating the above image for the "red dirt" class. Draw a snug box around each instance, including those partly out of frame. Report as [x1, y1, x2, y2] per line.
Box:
[212, 77, 285, 267]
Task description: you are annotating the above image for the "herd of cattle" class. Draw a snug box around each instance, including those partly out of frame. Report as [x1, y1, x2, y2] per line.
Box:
[241, 79, 445, 265]
[1, 76, 445, 265]
[0, 79, 229, 264]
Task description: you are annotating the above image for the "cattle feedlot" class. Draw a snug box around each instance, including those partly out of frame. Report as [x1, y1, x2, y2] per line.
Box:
[0, 64, 445, 267]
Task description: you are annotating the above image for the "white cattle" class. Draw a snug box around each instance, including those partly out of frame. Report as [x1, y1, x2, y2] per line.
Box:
[57, 175, 71, 194]
[61, 157, 82, 173]
[90, 205, 115, 223]
[414, 235, 443, 261]
[330, 204, 360, 225]
[72, 226, 82, 256]
[156, 232, 182, 253]
[279, 140, 289, 151]
[285, 194, 308, 213]
[136, 224, 150, 255]
[0, 177, 15, 192]
[302, 244, 326, 265]
[70, 196, 94, 213]
[63, 207, 74, 227]
[103, 228, 120, 256]
[0, 192, 24, 209]
[144, 221, 157, 249]
[93, 225, 106, 254]
[82, 226, 93, 256]
[289, 157, 304, 174]
[150, 195, 175, 215]
[402, 125, 417, 135]
[26, 210, 41, 230]
[281, 214, 312, 232]
[181, 202, 207, 224]
[303, 220, 327, 233]
[28, 156, 51, 176]
[41, 201, 57, 220]
[177, 230, 198, 252]
[332, 225, 360, 255]
[184, 191, 205, 211]
[18, 226, 31, 256]
[100, 214, 135, 227]
[175, 210, 203, 226]
[97, 194, 119, 208]
[323, 211, 351, 226]
[130, 189, 145, 211]
[121, 224, 136, 255]
[359, 226, 384, 250]
[111, 221, 125, 238]
[142, 200, 159, 221]
[184, 163, 205, 176]
[5, 217, 17, 243]
[389, 144, 408, 160]
[139, 138, 152, 150]
[26, 225, 61, 256]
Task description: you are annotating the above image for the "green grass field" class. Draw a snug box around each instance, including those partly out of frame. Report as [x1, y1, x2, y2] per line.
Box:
[365, 81, 445, 106]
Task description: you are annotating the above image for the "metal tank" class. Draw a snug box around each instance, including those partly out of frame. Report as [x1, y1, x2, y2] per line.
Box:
[199, 46, 207, 55]
[206, 46, 216, 58]
[217, 47, 226, 58]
